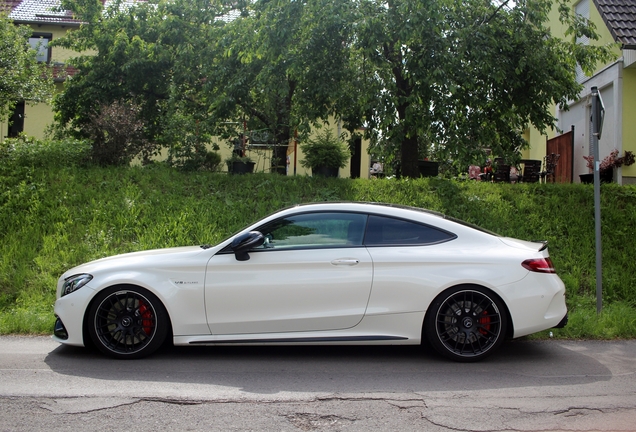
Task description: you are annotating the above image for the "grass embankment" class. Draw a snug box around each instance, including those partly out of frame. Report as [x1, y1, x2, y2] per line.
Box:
[1, 147, 635, 338]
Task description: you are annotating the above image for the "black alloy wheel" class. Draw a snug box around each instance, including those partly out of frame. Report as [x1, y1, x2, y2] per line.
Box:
[88, 286, 168, 359]
[425, 286, 507, 362]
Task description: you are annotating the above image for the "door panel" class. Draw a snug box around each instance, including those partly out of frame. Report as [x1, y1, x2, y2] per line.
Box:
[205, 248, 373, 335]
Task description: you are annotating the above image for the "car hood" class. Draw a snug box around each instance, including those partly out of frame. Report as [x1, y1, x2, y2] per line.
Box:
[62, 246, 210, 277]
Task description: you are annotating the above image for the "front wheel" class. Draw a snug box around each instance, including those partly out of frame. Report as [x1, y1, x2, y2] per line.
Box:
[88, 286, 168, 359]
[425, 286, 507, 362]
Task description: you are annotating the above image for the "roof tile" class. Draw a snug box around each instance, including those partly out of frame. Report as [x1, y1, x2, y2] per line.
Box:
[3, 0, 79, 25]
[594, 0, 636, 49]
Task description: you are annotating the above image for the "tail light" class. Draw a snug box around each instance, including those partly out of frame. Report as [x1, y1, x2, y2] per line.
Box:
[522, 257, 556, 274]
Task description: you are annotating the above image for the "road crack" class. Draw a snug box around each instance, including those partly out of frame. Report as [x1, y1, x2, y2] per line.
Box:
[284, 413, 356, 431]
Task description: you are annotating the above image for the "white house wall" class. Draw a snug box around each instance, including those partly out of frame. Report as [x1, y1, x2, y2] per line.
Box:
[560, 98, 588, 178]
[557, 61, 624, 183]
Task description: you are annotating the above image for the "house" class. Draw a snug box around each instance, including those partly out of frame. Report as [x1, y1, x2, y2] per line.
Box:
[525, 0, 636, 185]
[0, 0, 81, 141]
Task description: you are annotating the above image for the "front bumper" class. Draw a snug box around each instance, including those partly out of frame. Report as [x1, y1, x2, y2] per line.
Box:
[52, 283, 97, 347]
[53, 316, 68, 340]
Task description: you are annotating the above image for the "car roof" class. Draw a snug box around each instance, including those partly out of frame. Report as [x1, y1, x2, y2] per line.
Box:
[261, 202, 499, 237]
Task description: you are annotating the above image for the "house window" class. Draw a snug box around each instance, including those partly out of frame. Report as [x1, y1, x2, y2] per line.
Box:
[575, 0, 590, 83]
[28, 33, 52, 63]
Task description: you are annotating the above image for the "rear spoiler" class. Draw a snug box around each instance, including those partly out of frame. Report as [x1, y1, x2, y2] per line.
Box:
[534, 241, 548, 252]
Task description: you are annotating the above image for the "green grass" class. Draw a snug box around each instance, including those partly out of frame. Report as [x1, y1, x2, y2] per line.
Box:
[532, 301, 636, 339]
[1, 150, 635, 337]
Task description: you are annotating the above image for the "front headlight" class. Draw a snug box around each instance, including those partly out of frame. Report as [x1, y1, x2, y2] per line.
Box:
[62, 274, 93, 297]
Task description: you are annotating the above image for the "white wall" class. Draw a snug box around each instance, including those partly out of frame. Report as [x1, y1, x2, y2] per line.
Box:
[557, 61, 623, 183]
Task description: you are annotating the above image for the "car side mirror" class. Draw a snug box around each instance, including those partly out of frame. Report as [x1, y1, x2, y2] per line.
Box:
[231, 231, 265, 261]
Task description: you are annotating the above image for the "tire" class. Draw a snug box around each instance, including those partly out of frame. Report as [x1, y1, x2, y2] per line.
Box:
[425, 286, 507, 362]
[88, 286, 168, 359]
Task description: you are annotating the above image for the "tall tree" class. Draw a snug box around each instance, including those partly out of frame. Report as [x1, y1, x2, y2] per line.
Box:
[203, 0, 356, 172]
[53, 0, 231, 164]
[0, 13, 53, 123]
[347, 0, 613, 177]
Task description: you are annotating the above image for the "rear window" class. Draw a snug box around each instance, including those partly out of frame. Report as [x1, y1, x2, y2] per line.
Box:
[364, 215, 456, 246]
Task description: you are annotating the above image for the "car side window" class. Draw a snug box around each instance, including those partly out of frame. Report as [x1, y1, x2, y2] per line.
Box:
[255, 212, 368, 250]
[364, 215, 456, 246]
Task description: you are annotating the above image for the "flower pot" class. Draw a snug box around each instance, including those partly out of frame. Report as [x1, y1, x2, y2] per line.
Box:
[229, 161, 255, 175]
[579, 171, 613, 184]
[600, 169, 613, 183]
[417, 160, 439, 177]
[312, 166, 339, 178]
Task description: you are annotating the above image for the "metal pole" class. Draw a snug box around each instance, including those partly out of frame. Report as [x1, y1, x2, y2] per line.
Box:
[591, 86, 603, 314]
[294, 129, 298, 176]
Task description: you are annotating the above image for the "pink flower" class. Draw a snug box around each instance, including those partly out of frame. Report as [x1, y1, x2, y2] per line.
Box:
[583, 150, 634, 173]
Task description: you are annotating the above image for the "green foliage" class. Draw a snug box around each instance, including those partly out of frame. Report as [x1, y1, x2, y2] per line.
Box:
[535, 301, 636, 339]
[53, 0, 355, 173]
[85, 100, 161, 166]
[1, 161, 636, 336]
[167, 147, 223, 172]
[51, 1, 614, 177]
[0, 13, 53, 121]
[0, 135, 91, 168]
[205, 0, 356, 172]
[202, 151, 223, 172]
[344, 0, 614, 177]
[52, 0, 231, 161]
[300, 130, 350, 170]
[225, 154, 253, 165]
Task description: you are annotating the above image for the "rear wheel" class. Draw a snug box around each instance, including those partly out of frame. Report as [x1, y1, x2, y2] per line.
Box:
[88, 286, 168, 359]
[425, 286, 507, 362]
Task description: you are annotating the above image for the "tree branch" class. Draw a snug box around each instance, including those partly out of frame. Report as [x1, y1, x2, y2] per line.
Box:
[481, 0, 511, 26]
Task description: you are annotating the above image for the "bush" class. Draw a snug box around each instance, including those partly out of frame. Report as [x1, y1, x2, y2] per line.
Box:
[0, 135, 91, 168]
[86, 100, 161, 166]
[300, 130, 350, 170]
[1, 163, 635, 336]
[169, 148, 222, 172]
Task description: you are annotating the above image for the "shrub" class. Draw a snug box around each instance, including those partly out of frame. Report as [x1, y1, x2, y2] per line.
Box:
[202, 151, 222, 171]
[1, 166, 636, 336]
[0, 135, 91, 168]
[86, 100, 161, 166]
[300, 130, 350, 170]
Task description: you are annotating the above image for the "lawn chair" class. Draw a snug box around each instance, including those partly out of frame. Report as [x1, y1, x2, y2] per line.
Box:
[493, 158, 510, 182]
[539, 153, 560, 183]
[521, 160, 541, 183]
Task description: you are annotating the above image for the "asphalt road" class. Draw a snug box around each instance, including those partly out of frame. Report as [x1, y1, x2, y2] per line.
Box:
[1, 336, 635, 431]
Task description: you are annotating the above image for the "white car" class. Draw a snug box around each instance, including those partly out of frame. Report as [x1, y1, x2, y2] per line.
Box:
[53, 202, 567, 362]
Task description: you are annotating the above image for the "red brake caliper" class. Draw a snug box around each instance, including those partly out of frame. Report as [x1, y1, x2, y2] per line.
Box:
[478, 310, 491, 336]
[138, 301, 153, 335]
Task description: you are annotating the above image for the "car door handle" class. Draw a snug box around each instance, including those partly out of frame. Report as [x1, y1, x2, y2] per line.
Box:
[331, 259, 360, 266]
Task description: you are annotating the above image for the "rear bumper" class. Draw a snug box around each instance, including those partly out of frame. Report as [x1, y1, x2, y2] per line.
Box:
[504, 271, 567, 338]
[553, 313, 568, 329]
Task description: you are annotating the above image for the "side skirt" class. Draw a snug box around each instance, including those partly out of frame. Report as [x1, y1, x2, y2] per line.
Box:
[188, 335, 408, 345]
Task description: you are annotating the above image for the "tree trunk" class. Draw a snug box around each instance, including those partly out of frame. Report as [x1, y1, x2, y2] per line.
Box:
[386, 43, 419, 179]
[400, 135, 419, 178]
[269, 78, 295, 174]
[271, 128, 289, 174]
